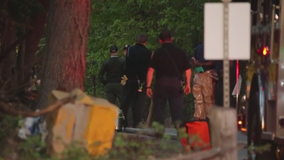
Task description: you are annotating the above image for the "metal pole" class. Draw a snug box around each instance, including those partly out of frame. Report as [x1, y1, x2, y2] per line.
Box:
[222, 0, 231, 108]
[270, 4, 276, 62]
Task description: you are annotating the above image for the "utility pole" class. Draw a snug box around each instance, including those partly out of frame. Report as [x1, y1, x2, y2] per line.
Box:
[222, 0, 232, 108]
[205, 2, 250, 159]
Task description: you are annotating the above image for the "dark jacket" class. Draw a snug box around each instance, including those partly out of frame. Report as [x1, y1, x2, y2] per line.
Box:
[98, 56, 125, 85]
[149, 43, 191, 81]
[194, 43, 216, 71]
[124, 43, 152, 82]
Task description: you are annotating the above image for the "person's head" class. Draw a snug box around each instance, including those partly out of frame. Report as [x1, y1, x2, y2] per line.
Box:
[159, 30, 173, 44]
[136, 34, 148, 45]
[123, 44, 131, 56]
[109, 45, 118, 56]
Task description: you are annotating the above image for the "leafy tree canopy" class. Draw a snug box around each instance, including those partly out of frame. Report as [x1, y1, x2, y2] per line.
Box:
[85, 0, 218, 119]
[86, 0, 217, 93]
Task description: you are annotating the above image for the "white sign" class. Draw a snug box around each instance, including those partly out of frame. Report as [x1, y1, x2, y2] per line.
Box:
[204, 3, 251, 60]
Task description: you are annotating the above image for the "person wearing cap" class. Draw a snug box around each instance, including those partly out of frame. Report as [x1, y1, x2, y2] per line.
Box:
[98, 45, 125, 105]
[123, 45, 131, 56]
[146, 30, 192, 129]
[120, 34, 152, 128]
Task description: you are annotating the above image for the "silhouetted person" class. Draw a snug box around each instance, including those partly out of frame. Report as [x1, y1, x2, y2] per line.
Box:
[98, 45, 124, 105]
[120, 34, 152, 128]
[146, 30, 192, 128]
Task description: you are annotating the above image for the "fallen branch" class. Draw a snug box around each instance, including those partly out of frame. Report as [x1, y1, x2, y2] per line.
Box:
[152, 144, 245, 160]
[0, 95, 76, 117]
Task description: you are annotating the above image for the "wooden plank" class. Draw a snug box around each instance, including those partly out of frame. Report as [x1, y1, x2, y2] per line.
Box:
[209, 106, 238, 160]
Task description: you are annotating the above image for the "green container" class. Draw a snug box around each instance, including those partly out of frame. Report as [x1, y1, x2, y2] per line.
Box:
[195, 66, 204, 73]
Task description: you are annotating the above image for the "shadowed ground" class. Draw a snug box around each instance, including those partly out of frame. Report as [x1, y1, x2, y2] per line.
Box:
[124, 128, 248, 160]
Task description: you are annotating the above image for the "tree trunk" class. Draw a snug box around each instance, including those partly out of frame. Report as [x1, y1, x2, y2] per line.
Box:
[22, 0, 49, 85]
[17, 34, 26, 85]
[37, 0, 90, 109]
[0, 18, 16, 90]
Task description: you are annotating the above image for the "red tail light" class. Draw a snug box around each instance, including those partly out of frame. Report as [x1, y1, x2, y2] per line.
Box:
[237, 115, 243, 130]
[256, 46, 270, 56]
[262, 47, 269, 55]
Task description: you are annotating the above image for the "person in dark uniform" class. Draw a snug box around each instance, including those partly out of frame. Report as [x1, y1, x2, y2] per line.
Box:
[146, 30, 192, 128]
[215, 60, 236, 107]
[120, 34, 152, 128]
[98, 45, 125, 105]
[123, 45, 131, 57]
[191, 43, 218, 119]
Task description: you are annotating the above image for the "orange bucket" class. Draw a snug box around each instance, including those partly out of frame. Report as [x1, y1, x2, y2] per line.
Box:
[180, 120, 211, 150]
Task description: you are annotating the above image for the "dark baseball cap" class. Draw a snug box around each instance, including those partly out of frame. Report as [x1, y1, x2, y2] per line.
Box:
[123, 45, 131, 50]
[109, 45, 118, 53]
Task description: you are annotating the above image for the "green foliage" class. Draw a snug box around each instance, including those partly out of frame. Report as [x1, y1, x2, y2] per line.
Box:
[0, 113, 20, 143]
[44, 129, 181, 160]
[247, 143, 272, 154]
[0, 121, 183, 160]
[85, 0, 219, 120]
[17, 135, 46, 159]
[103, 134, 154, 160]
[0, 114, 21, 158]
[57, 142, 93, 160]
[152, 121, 165, 133]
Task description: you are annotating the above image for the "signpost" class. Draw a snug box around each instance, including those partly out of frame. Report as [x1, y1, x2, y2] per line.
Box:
[204, 1, 251, 159]
[204, 1, 251, 108]
[222, 0, 231, 108]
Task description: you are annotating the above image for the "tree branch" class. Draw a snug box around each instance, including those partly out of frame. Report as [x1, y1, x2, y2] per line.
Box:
[0, 95, 76, 117]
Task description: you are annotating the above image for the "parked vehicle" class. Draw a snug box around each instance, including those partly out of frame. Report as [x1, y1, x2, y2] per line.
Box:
[237, 0, 284, 159]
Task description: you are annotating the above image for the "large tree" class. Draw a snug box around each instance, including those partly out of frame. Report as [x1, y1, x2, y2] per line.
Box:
[21, 0, 49, 85]
[37, 0, 91, 109]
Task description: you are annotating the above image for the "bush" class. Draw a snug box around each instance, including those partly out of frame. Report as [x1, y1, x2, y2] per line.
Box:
[0, 117, 182, 160]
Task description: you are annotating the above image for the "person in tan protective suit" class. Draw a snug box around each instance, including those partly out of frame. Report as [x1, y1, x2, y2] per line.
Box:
[191, 43, 218, 119]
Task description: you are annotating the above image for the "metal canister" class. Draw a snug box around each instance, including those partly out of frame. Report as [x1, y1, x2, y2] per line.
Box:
[115, 109, 125, 132]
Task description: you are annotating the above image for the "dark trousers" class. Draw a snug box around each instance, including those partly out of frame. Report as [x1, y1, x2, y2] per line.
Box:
[120, 80, 147, 127]
[105, 83, 123, 105]
[152, 77, 184, 126]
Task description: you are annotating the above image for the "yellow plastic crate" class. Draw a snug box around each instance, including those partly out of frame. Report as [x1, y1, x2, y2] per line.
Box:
[48, 89, 118, 157]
